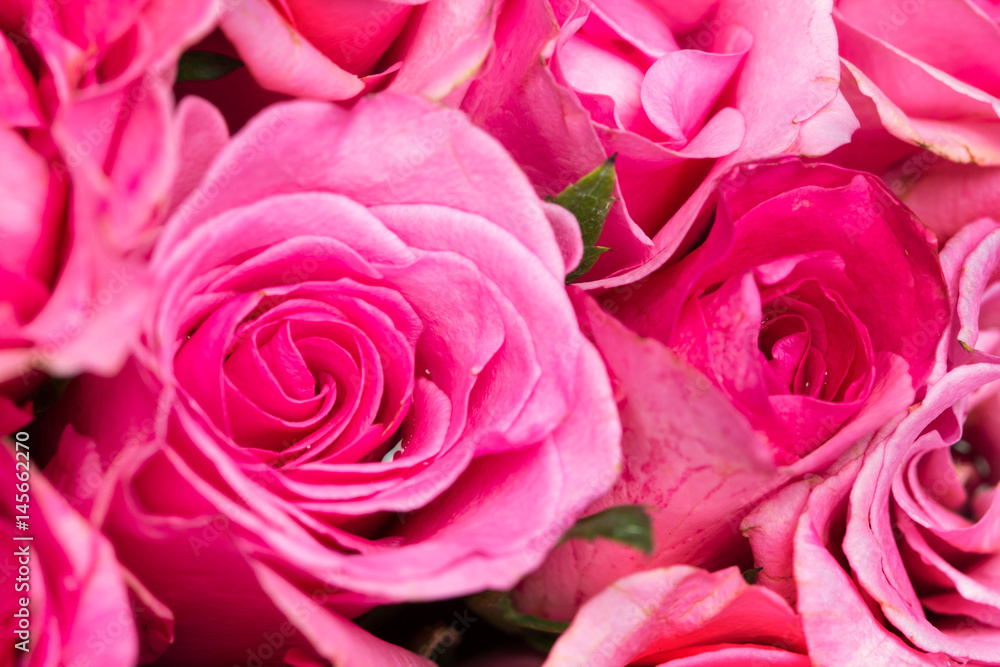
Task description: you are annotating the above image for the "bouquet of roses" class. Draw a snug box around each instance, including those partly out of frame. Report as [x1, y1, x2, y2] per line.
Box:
[3, 0, 1000, 665]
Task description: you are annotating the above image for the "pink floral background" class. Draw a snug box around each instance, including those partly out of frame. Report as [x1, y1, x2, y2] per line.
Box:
[2, 0, 1000, 665]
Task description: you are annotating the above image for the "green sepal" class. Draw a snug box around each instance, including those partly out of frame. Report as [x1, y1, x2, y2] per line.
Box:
[549, 155, 617, 283]
[176, 51, 244, 82]
[560, 504, 653, 555]
[466, 590, 569, 637]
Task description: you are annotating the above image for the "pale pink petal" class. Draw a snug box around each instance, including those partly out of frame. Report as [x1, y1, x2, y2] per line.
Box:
[641, 48, 747, 143]
[220, 0, 365, 101]
[389, 0, 497, 99]
[586, 0, 679, 58]
[545, 566, 806, 667]
[166, 95, 230, 219]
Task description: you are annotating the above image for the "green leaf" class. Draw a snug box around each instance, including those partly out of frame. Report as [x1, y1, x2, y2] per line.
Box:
[560, 504, 653, 555]
[466, 590, 570, 636]
[549, 155, 617, 282]
[176, 51, 244, 83]
[466, 508, 651, 642]
[566, 245, 609, 283]
[742, 567, 763, 584]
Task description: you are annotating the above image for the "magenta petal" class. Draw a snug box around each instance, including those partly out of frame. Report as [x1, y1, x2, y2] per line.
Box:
[282, 0, 418, 75]
[901, 162, 1000, 243]
[0, 36, 42, 127]
[838, 0, 1000, 97]
[956, 227, 1000, 351]
[541, 201, 585, 276]
[836, 13, 1000, 164]
[586, 0, 680, 58]
[742, 481, 811, 603]
[251, 563, 435, 667]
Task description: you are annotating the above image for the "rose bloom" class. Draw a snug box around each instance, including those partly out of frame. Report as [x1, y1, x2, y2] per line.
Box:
[472, 567, 809, 667]
[740, 219, 1000, 665]
[215, 0, 502, 102]
[45, 92, 621, 665]
[544, 566, 808, 667]
[746, 363, 1000, 665]
[608, 159, 948, 467]
[0, 441, 141, 667]
[0, 34, 62, 429]
[0, 0, 218, 418]
[938, 218, 1000, 369]
[825, 0, 1000, 244]
[512, 158, 949, 622]
[834, 0, 1000, 167]
[462, 0, 859, 282]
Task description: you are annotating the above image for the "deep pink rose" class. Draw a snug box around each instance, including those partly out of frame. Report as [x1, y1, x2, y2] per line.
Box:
[46, 92, 621, 665]
[540, 566, 808, 666]
[513, 158, 949, 622]
[0, 35, 62, 426]
[741, 223, 1000, 664]
[0, 0, 218, 405]
[1, 441, 140, 667]
[217, 0, 501, 102]
[609, 159, 948, 466]
[462, 0, 859, 282]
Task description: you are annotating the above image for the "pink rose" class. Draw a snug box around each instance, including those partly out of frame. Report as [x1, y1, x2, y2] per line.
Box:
[46, 92, 620, 665]
[513, 158, 948, 622]
[1, 440, 140, 666]
[886, 155, 1000, 244]
[835, 0, 1000, 167]
[608, 159, 948, 466]
[741, 223, 1000, 664]
[542, 566, 808, 666]
[823, 0, 1000, 245]
[462, 0, 859, 282]
[217, 0, 501, 102]
[0, 35, 62, 425]
[747, 363, 1000, 665]
[0, 0, 219, 398]
[938, 218, 1000, 369]
[458, 568, 808, 667]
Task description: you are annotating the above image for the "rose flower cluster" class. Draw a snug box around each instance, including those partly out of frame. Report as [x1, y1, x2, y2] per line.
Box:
[2, 0, 1000, 666]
